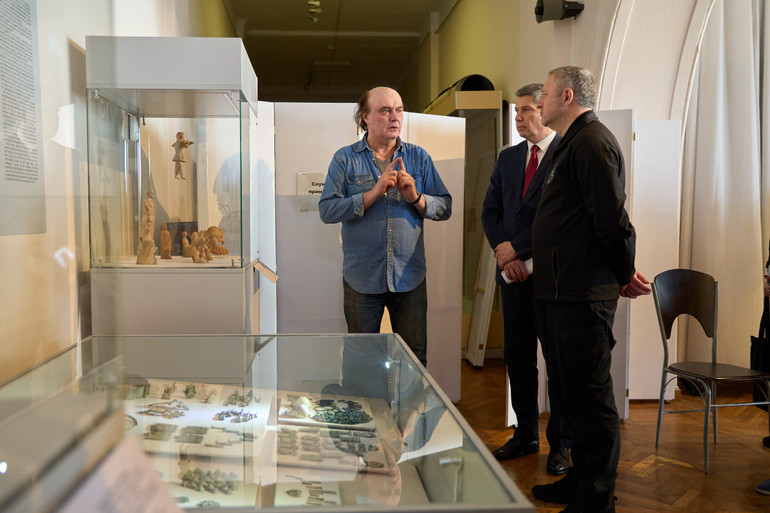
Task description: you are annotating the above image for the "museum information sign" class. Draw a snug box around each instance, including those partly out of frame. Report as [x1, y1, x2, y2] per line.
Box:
[0, 0, 46, 235]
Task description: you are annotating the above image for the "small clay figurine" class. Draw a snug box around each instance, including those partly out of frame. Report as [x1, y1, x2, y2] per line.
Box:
[190, 231, 201, 263]
[199, 232, 213, 262]
[136, 189, 157, 265]
[205, 226, 229, 255]
[160, 223, 172, 259]
[172, 132, 194, 180]
[181, 231, 191, 257]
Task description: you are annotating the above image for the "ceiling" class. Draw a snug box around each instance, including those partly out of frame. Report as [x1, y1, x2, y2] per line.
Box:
[222, 0, 458, 103]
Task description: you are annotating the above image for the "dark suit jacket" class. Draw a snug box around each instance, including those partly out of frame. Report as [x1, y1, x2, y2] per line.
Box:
[481, 134, 561, 287]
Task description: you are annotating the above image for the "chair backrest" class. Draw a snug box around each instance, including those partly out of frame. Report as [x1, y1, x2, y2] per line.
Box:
[652, 268, 718, 340]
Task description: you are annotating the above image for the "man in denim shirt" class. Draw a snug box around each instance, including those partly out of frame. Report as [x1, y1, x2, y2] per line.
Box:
[319, 87, 452, 366]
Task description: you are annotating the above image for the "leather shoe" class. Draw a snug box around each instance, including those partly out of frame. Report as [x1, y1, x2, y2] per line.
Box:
[547, 447, 570, 475]
[491, 438, 539, 461]
[557, 498, 616, 513]
[558, 504, 615, 513]
[532, 476, 577, 504]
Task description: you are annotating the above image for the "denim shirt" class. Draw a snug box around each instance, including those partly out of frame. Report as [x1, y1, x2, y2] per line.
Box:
[319, 136, 452, 294]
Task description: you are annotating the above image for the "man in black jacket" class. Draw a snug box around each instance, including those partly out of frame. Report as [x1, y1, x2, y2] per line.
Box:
[481, 83, 571, 475]
[530, 66, 650, 513]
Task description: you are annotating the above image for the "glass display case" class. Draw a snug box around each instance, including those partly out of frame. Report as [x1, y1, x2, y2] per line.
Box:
[0, 334, 533, 512]
[86, 36, 258, 269]
[85, 37, 263, 337]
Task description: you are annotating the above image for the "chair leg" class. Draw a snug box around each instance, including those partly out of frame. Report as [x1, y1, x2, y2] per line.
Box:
[711, 381, 718, 444]
[656, 372, 667, 447]
[703, 383, 711, 474]
[765, 379, 770, 438]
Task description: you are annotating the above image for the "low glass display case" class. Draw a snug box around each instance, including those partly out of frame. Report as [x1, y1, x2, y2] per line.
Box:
[0, 334, 533, 512]
[86, 36, 258, 269]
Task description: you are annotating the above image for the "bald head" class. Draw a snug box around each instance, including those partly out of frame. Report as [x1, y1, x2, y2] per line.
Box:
[354, 87, 403, 131]
[355, 87, 404, 146]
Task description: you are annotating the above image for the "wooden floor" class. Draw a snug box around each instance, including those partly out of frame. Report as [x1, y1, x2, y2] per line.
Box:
[455, 359, 770, 513]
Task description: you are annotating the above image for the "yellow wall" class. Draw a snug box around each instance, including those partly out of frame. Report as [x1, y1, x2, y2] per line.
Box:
[401, 33, 436, 112]
[437, 0, 520, 101]
[186, 0, 235, 37]
[402, 0, 565, 110]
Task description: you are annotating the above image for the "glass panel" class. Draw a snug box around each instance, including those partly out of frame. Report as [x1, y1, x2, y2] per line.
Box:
[0, 341, 120, 512]
[87, 88, 245, 268]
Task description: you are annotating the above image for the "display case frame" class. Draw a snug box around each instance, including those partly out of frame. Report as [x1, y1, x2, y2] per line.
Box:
[0, 333, 533, 512]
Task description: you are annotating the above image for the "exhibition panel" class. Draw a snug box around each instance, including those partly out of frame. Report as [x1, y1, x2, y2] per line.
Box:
[0, 334, 533, 512]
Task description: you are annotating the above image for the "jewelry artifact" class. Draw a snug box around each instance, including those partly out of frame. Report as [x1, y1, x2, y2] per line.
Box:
[138, 399, 188, 418]
[181, 468, 238, 495]
[213, 408, 256, 423]
[145, 423, 177, 441]
[124, 415, 137, 431]
[161, 382, 177, 399]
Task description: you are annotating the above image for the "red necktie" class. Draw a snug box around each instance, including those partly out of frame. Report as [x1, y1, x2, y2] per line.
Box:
[522, 144, 539, 198]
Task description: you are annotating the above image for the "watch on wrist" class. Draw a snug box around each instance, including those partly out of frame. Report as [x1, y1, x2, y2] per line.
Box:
[409, 192, 422, 205]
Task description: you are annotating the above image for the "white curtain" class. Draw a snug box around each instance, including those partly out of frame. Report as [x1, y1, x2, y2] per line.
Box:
[680, 0, 768, 364]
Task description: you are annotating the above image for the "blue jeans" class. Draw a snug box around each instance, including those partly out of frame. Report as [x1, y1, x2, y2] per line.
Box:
[343, 278, 428, 366]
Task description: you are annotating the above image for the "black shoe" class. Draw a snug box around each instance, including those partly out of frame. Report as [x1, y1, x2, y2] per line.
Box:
[532, 476, 578, 504]
[547, 447, 570, 475]
[763, 436, 770, 448]
[491, 438, 539, 461]
[558, 504, 615, 513]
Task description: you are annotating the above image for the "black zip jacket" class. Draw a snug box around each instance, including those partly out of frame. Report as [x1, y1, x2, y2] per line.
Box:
[532, 110, 636, 301]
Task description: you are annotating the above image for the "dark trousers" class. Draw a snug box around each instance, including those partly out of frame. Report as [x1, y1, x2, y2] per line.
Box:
[501, 279, 571, 448]
[343, 278, 428, 366]
[545, 300, 620, 512]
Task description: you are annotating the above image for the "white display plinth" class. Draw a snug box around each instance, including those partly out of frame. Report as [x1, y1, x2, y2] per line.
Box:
[91, 260, 260, 336]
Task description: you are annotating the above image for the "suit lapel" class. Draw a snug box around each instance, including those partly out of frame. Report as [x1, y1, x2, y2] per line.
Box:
[509, 141, 528, 201]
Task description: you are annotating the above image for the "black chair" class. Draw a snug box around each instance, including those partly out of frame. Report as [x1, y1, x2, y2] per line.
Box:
[653, 268, 770, 473]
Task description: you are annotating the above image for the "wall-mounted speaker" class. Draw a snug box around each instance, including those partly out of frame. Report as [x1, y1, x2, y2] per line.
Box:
[534, 0, 584, 23]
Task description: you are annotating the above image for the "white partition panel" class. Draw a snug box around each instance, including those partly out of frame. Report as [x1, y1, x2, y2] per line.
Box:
[274, 103, 358, 335]
[274, 105, 465, 401]
[595, 109, 635, 419]
[403, 112, 465, 401]
[629, 120, 681, 399]
[255, 101, 277, 333]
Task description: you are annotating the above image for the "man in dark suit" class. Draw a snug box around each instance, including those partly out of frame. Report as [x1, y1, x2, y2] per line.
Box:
[481, 83, 571, 475]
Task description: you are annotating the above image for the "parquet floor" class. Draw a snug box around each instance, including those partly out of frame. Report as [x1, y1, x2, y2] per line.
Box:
[455, 359, 770, 513]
